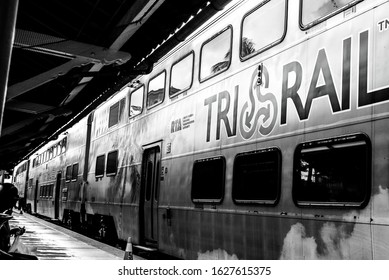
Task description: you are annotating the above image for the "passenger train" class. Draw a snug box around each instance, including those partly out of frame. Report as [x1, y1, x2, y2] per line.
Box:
[13, 0, 389, 259]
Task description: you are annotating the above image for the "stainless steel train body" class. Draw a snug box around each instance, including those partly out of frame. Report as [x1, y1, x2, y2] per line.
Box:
[13, 0, 389, 259]
[13, 160, 29, 209]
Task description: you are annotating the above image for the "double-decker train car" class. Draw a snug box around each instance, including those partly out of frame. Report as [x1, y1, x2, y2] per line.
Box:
[13, 0, 389, 259]
[13, 160, 29, 210]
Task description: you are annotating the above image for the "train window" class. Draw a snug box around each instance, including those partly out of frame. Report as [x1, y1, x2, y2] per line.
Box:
[95, 155, 105, 178]
[129, 86, 144, 117]
[200, 26, 232, 82]
[240, 0, 287, 60]
[170, 52, 194, 97]
[106, 150, 118, 176]
[147, 71, 165, 109]
[108, 98, 125, 128]
[293, 134, 371, 208]
[71, 163, 79, 181]
[109, 102, 119, 127]
[61, 137, 67, 154]
[300, 0, 363, 29]
[191, 156, 225, 203]
[232, 148, 281, 205]
[65, 165, 72, 182]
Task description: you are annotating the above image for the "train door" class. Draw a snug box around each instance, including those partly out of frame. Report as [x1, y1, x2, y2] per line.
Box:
[33, 180, 38, 213]
[54, 172, 61, 219]
[140, 144, 161, 245]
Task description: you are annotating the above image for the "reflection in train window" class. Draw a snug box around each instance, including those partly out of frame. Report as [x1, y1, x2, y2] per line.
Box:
[241, 0, 287, 59]
[147, 71, 165, 108]
[129, 86, 144, 117]
[170, 52, 194, 97]
[293, 134, 371, 208]
[200, 26, 232, 82]
[106, 150, 118, 176]
[191, 156, 225, 203]
[65, 165, 72, 182]
[95, 155, 105, 178]
[71, 163, 79, 181]
[233, 148, 281, 205]
[300, 0, 362, 28]
[108, 98, 126, 128]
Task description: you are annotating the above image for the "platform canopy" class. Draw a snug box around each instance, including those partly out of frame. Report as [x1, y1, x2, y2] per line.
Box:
[0, 0, 232, 170]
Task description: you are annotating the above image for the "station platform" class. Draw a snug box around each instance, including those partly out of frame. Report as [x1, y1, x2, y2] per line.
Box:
[7, 211, 143, 260]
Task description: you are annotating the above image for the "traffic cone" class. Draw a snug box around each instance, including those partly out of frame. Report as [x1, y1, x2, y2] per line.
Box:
[124, 237, 133, 260]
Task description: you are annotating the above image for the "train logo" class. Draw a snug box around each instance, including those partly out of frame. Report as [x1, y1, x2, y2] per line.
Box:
[204, 64, 278, 142]
[239, 64, 278, 139]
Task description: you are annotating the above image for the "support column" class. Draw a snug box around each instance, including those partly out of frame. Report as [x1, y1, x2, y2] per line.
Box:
[0, 0, 19, 135]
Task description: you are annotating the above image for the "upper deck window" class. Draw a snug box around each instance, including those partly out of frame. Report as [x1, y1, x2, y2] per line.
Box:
[53, 144, 58, 157]
[240, 0, 287, 60]
[200, 26, 232, 82]
[61, 137, 67, 154]
[108, 98, 125, 128]
[170, 52, 194, 97]
[147, 71, 165, 109]
[129, 86, 144, 118]
[300, 0, 362, 29]
[293, 134, 371, 208]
